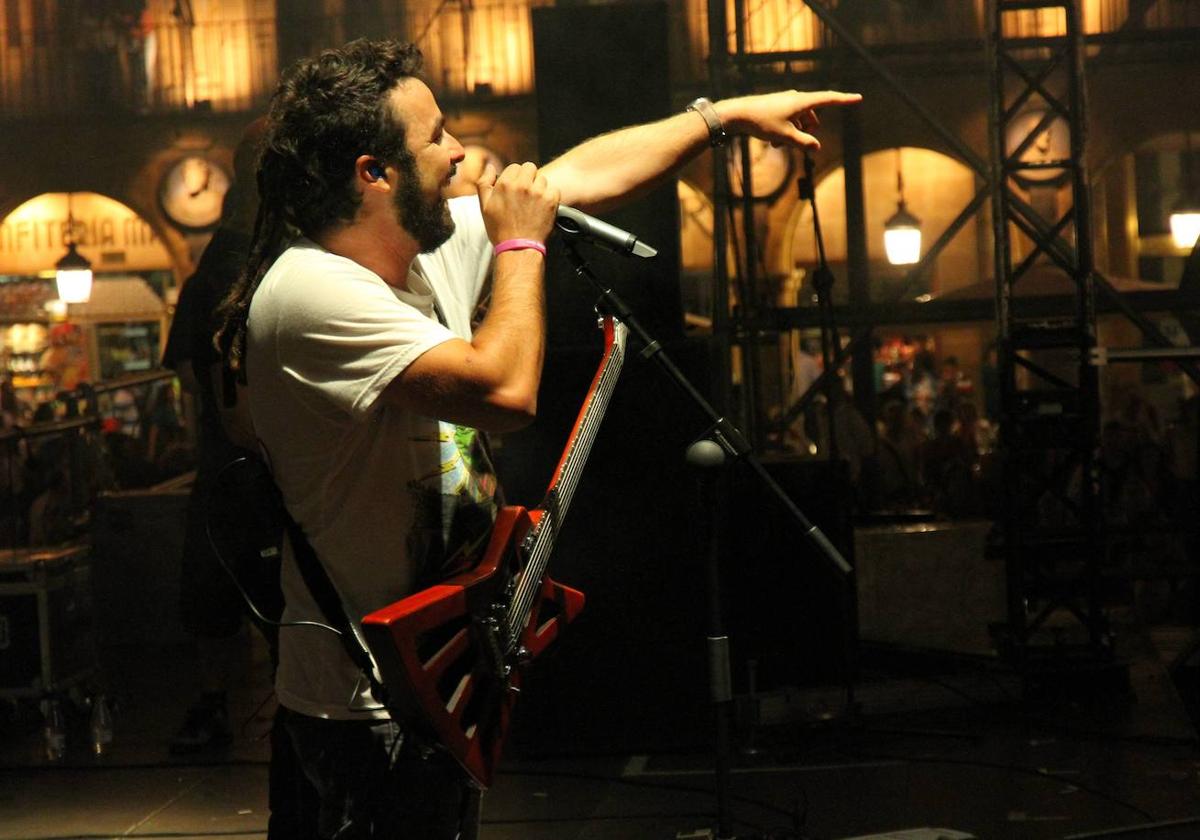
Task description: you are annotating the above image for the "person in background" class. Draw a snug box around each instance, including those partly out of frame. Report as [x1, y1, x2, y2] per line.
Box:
[921, 407, 977, 517]
[876, 398, 921, 509]
[162, 118, 315, 839]
[162, 129, 262, 757]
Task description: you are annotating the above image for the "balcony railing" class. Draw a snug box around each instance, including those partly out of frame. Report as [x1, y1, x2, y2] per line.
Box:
[0, 13, 277, 119]
[1, 1, 1196, 120]
[411, 0, 550, 98]
[682, 0, 1200, 74]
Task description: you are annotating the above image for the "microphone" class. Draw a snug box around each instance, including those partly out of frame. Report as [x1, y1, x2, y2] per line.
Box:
[555, 205, 658, 259]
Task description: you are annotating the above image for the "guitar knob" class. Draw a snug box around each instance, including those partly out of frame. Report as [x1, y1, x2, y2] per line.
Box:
[515, 645, 532, 664]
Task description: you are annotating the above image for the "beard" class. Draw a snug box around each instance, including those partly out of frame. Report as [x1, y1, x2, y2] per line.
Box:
[392, 155, 455, 253]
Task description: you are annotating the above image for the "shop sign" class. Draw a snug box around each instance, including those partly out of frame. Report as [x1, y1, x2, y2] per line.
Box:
[0, 192, 172, 276]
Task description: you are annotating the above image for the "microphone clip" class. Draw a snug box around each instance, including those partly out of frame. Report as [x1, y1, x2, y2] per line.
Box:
[554, 206, 658, 259]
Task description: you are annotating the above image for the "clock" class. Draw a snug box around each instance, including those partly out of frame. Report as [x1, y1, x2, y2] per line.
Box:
[159, 156, 231, 229]
[1005, 109, 1070, 188]
[730, 138, 793, 200]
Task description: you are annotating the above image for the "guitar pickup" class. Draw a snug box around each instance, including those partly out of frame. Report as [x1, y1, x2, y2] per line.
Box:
[520, 531, 537, 554]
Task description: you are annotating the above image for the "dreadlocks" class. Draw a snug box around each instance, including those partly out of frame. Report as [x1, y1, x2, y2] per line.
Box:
[215, 39, 424, 373]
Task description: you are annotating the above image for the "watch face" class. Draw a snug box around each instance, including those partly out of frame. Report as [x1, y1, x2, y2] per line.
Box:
[159, 156, 231, 229]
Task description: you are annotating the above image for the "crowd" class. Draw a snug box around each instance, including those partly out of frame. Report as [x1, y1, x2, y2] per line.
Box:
[786, 334, 1199, 528]
[0, 377, 191, 549]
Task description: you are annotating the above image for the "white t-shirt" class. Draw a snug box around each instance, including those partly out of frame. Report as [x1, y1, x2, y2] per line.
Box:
[247, 196, 499, 719]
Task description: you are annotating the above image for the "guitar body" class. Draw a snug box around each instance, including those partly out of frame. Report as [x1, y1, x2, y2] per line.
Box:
[362, 315, 627, 789]
[361, 505, 585, 788]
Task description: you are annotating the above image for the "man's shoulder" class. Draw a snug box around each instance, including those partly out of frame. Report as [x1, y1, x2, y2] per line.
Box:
[255, 242, 411, 331]
[447, 194, 483, 221]
[262, 241, 372, 293]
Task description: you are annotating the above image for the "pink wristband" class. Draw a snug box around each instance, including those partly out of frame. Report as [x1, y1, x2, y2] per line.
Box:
[493, 238, 547, 257]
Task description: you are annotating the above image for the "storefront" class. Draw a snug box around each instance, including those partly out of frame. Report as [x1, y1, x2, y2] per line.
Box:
[0, 192, 174, 421]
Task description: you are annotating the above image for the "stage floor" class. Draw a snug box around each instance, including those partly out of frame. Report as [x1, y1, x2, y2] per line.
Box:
[2, 626, 1200, 840]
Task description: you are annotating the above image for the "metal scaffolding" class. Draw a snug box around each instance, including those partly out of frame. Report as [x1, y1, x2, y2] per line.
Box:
[986, 0, 1108, 668]
[704, 0, 1200, 676]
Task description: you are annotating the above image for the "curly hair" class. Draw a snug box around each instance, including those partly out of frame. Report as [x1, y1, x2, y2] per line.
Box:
[215, 39, 424, 373]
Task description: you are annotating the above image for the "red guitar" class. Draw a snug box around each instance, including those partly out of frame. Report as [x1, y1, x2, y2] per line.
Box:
[361, 315, 629, 788]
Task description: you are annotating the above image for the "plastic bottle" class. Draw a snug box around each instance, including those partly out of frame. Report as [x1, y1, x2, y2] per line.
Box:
[44, 698, 66, 762]
[89, 694, 113, 756]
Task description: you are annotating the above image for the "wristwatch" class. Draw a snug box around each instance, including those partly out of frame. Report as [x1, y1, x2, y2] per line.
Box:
[687, 97, 727, 147]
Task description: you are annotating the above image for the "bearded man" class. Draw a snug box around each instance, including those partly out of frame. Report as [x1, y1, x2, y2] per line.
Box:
[217, 37, 859, 840]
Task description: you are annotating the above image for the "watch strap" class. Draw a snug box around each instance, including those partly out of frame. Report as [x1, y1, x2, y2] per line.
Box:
[687, 97, 727, 147]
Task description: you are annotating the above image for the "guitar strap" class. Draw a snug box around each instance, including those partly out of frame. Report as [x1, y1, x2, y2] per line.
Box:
[206, 448, 386, 705]
[274, 288, 456, 705]
[282, 289, 460, 705]
[280, 506, 388, 705]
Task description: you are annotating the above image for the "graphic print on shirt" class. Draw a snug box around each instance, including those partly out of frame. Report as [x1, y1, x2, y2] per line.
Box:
[405, 421, 498, 587]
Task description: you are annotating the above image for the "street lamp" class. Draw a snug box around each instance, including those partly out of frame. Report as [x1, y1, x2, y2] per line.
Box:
[55, 193, 92, 304]
[884, 149, 922, 266]
[1170, 131, 1200, 250]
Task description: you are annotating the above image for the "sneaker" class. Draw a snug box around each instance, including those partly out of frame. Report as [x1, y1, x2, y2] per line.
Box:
[169, 701, 232, 755]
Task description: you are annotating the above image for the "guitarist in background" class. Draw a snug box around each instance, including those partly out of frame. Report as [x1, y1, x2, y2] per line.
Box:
[216, 37, 859, 840]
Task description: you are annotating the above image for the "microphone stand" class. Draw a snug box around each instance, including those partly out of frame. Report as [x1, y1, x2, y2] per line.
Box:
[801, 152, 841, 464]
[561, 237, 853, 840]
[798, 151, 860, 723]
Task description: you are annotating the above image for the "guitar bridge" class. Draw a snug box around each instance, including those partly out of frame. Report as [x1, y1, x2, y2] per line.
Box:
[476, 612, 511, 681]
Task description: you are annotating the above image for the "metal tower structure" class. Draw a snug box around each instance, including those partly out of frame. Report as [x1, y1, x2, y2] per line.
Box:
[986, 0, 1108, 668]
[702, 0, 1200, 676]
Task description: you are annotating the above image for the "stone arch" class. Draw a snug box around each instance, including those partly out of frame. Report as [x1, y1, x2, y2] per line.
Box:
[781, 146, 983, 299]
[0, 192, 174, 279]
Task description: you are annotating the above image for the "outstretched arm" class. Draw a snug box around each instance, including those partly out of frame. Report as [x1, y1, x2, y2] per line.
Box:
[540, 89, 862, 213]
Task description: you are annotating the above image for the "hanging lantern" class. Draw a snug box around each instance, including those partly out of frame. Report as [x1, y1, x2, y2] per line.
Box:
[884, 203, 922, 266]
[55, 193, 93, 304]
[884, 151, 922, 266]
[55, 241, 93, 304]
[1172, 133, 1200, 250]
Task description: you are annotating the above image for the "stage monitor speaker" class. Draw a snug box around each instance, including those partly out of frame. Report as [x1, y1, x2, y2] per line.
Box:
[532, 2, 682, 347]
[1065, 819, 1200, 839]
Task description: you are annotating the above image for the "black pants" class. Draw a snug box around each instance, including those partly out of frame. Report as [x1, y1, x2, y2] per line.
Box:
[269, 704, 320, 840]
[281, 708, 479, 840]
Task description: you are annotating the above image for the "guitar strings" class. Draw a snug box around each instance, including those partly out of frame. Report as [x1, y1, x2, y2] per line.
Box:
[506, 326, 626, 632]
[507, 348, 625, 634]
[505, 324, 628, 641]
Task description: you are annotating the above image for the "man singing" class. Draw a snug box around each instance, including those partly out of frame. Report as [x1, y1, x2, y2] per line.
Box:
[217, 37, 859, 840]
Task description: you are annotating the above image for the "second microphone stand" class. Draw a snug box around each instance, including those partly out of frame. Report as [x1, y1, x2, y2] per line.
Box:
[561, 236, 853, 840]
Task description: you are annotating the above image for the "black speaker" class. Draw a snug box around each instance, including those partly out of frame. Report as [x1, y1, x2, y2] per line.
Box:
[497, 345, 858, 755]
[724, 457, 858, 693]
[499, 338, 716, 756]
[532, 2, 682, 347]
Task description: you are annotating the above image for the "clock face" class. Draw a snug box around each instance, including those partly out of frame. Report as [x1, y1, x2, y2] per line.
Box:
[159, 156, 231, 229]
[730, 138, 793, 199]
[1005, 109, 1070, 187]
